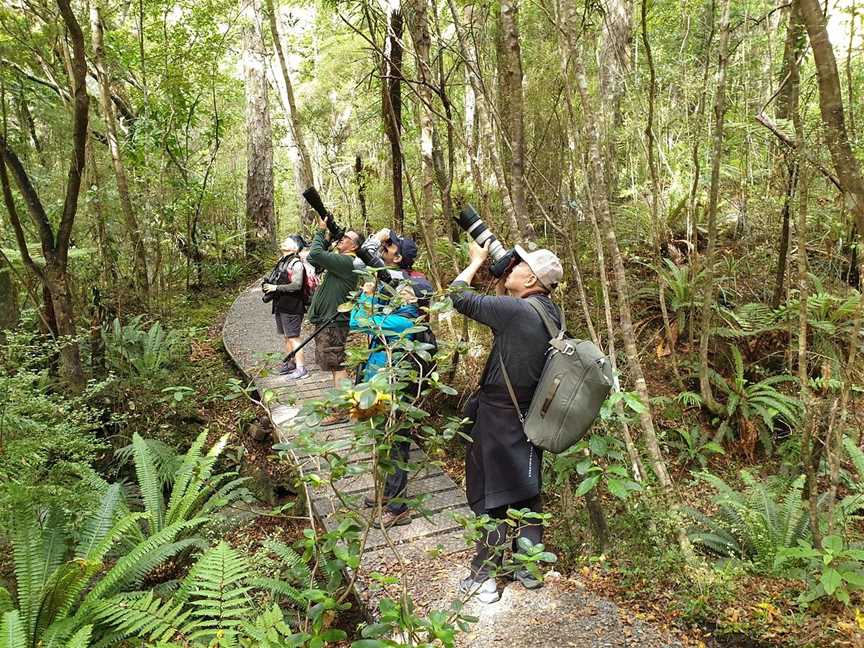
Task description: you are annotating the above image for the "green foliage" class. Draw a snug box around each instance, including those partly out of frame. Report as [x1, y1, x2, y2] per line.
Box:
[0, 488, 195, 647]
[707, 347, 803, 454]
[102, 316, 185, 378]
[548, 433, 641, 502]
[0, 333, 106, 521]
[127, 430, 252, 539]
[685, 472, 810, 573]
[775, 535, 864, 607]
[665, 425, 725, 469]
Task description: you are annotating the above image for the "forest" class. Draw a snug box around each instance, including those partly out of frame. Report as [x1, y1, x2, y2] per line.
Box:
[1, 0, 863, 644]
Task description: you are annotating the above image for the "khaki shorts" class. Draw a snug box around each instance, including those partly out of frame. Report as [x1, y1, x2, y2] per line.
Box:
[314, 324, 349, 371]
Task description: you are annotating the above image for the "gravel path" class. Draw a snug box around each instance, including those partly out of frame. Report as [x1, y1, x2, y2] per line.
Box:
[223, 282, 683, 647]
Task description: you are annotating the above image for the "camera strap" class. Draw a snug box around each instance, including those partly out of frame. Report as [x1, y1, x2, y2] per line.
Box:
[497, 350, 525, 425]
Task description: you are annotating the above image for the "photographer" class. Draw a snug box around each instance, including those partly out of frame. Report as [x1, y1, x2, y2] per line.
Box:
[349, 277, 433, 528]
[263, 237, 308, 378]
[451, 240, 564, 604]
[358, 228, 422, 281]
[307, 215, 362, 423]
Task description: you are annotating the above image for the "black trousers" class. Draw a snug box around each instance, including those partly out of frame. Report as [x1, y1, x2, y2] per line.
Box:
[382, 440, 410, 514]
[470, 495, 543, 580]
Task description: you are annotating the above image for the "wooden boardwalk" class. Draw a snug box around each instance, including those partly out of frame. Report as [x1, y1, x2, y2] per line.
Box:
[223, 281, 683, 647]
[222, 283, 471, 606]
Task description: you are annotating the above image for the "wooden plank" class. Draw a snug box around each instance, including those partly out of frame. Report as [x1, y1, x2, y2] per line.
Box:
[311, 476, 462, 514]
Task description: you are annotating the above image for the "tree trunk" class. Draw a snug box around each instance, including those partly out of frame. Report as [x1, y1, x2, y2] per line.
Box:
[771, 4, 805, 308]
[598, 0, 631, 197]
[84, 137, 117, 291]
[266, 0, 315, 226]
[243, 0, 275, 256]
[354, 154, 368, 230]
[799, 0, 864, 233]
[382, 9, 405, 231]
[405, 0, 443, 288]
[498, 0, 534, 241]
[90, 4, 149, 299]
[0, 265, 18, 331]
[697, 0, 732, 417]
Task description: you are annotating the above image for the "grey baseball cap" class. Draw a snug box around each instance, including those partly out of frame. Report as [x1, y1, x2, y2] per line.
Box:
[514, 244, 564, 289]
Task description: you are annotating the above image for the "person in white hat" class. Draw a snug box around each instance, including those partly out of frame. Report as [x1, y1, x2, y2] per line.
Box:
[450, 240, 564, 604]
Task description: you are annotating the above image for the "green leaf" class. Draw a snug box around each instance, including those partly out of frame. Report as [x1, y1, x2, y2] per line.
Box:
[821, 568, 842, 595]
[574, 475, 600, 497]
[588, 436, 607, 456]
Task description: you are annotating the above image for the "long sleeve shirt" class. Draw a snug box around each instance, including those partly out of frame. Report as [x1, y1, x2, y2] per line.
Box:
[306, 231, 359, 325]
[450, 280, 561, 391]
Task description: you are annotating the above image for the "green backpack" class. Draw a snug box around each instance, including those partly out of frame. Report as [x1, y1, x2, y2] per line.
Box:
[499, 298, 614, 454]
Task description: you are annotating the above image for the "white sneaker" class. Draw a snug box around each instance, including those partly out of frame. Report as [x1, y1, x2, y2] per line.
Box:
[458, 576, 499, 604]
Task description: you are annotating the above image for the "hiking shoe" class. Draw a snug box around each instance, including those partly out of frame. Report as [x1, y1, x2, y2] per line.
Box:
[509, 568, 543, 590]
[458, 576, 499, 604]
[321, 413, 349, 426]
[277, 359, 296, 373]
[286, 367, 309, 380]
[363, 494, 391, 508]
[378, 509, 412, 528]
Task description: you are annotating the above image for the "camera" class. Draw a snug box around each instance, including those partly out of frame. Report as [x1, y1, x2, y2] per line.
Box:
[303, 187, 345, 243]
[454, 204, 517, 277]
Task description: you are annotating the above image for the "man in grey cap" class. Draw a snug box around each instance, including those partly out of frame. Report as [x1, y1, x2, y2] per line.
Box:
[450, 240, 564, 604]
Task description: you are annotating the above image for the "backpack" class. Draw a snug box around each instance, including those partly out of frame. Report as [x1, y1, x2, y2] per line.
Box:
[498, 298, 614, 454]
[295, 259, 319, 307]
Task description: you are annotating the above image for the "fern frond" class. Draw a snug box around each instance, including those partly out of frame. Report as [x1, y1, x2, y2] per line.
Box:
[179, 542, 253, 644]
[80, 513, 148, 564]
[34, 559, 101, 638]
[94, 592, 190, 644]
[843, 437, 864, 485]
[11, 506, 46, 641]
[76, 517, 207, 617]
[76, 484, 125, 560]
[249, 577, 307, 608]
[780, 476, 807, 547]
[63, 625, 92, 648]
[132, 433, 165, 534]
[165, 431, 209, 525]
[122, 538, 208, 589]
[0, 610, 27, 648]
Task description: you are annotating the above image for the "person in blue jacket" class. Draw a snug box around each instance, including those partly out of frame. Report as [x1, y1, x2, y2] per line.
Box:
[349, 277, 433, 529]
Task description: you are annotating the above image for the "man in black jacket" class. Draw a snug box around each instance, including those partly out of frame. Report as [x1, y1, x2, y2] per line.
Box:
[263, 237, 308, 379]
[450, 240, 564, 604]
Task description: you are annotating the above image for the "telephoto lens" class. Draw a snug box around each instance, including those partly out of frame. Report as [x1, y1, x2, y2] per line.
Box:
[454, 204, 519, 277]
[455, 205, 508, 262]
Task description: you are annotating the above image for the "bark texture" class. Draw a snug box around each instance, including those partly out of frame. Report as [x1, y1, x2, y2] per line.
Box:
[243, 0, 275, 255]
[799, 0, 864, 232]
[498, 0, 534, 241]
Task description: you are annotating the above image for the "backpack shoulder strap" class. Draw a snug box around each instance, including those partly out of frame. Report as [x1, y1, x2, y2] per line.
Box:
[526, 296, 565, 339]
[498, 349, 525, 424]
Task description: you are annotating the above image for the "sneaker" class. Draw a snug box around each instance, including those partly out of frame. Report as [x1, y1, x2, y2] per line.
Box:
[508, 568, 543, 590]
[458, 576, 499, 604]
[277, 359, 296, 373]
[378, 509, 412, 528]
[286, 367, 309, 380]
